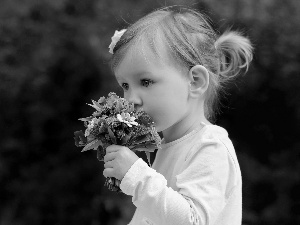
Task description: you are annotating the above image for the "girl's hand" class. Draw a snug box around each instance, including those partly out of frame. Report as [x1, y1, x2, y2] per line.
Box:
[103, 145, 139, 181]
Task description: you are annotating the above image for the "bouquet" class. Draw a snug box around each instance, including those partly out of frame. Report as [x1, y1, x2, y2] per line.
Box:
[74, 92, 161, 192]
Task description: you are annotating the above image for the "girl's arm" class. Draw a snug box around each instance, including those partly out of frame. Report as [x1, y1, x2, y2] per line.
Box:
[120, 138, 240, 225]
[121, 158, 195, 224]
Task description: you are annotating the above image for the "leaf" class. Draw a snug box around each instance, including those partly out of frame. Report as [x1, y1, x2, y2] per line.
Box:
[92, 111, 101, 117]
[130, 144, 157, 152]
[78, 117, 92, 122]
[87, 134, 96, 142]
[120, 134, 131, 145]
[92, 100, 102, 110]
[87, 100, 102, 111]
[81, 139, 103, 152]
[145, 151, 151, 167]
[108, 127, 117, 144]
[129, 134, 150, 145]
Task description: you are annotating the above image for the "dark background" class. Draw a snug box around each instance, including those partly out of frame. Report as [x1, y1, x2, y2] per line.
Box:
[0, 0, 299, 224]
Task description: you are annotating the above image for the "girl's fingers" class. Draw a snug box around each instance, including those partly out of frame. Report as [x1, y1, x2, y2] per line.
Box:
[106, 145, 121, 153]
[103, 152, 116, 162]
[104, 160, 114, 169]
[103, 168, 114, 178]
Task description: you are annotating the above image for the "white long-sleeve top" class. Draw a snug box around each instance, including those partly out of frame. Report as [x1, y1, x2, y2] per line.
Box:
[120, 123, 242, 225]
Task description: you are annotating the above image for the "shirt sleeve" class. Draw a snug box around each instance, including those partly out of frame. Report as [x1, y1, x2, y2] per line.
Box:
[120, 136, 239, 225]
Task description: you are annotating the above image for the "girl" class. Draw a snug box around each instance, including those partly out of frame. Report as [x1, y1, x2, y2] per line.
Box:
[103, 6, 253, 225]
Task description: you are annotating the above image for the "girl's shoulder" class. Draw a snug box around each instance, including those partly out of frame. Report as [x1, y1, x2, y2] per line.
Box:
[202, 124, 229, 137]
[186, 124, 236, 163]
[193, 124, 230, 146]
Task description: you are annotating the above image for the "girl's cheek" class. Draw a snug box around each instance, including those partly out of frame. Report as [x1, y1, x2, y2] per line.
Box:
[151, 114, 167, 132]
[145, 103, 167, 130]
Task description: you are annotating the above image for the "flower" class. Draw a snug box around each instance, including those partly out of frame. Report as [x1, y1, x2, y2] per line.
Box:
[74, 92, 161, 192]
[117, 112, 138, 127]
[108, 29, 126, 54]
[90, 118, 100, 128]
[84, 118, 100, 137]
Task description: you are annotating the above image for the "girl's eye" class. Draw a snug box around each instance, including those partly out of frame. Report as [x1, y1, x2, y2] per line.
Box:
[141, 79, 153, 87]
[121, 83, 129, 91]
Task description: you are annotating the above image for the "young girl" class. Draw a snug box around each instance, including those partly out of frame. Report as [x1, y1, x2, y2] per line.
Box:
[103, 6, 253, 225]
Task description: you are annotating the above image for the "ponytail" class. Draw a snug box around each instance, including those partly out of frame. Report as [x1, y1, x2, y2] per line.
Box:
[215, 30, 253, 78]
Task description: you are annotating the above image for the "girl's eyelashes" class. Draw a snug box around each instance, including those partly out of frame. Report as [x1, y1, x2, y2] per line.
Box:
[121, 83, 129, 91]
[141, 79, 154, 87]
[120, 79, 153, 90]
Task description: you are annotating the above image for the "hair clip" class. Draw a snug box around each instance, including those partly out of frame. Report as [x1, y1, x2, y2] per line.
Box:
[108, 29, 127, 54]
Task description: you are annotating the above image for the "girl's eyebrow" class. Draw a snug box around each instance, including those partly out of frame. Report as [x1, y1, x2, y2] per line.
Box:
[135, 71, 153, 77]
[116, 71, 154, 80]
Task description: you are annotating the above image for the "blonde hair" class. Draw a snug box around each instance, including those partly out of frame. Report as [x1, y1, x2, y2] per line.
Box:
[110, 6, 253, 121]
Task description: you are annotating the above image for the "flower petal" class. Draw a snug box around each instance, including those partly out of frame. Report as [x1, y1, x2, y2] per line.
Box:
[108, 29, 126, 54]
[117, 114, 123, 122]
[131, 121, 138, 126]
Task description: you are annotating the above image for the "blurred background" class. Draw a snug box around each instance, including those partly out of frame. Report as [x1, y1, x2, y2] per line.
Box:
[0, 0, 299, 224]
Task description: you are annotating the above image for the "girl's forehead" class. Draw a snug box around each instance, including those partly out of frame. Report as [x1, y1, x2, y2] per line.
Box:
[115, 36, 180, 77]
[115, 43, 164, 75]
[115, 52, 157, 80]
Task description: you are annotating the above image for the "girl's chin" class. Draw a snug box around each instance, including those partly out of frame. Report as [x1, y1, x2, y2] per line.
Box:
[156, 128, 163, 133]
[154, 125, 162, 132]
[154, 123, 169, 133]
[153, 123, 163, 132]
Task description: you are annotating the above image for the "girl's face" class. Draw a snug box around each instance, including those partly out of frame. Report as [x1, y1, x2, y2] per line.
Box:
[114, 46, 191, 132]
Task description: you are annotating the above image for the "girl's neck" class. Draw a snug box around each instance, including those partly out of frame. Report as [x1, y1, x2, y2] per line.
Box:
[162, 111, 210, 143]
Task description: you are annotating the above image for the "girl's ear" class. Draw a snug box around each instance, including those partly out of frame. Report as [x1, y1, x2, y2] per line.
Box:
[188, 65, 209, 98]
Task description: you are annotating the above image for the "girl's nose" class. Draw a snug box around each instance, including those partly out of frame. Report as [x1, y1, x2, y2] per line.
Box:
[125, 90, 142, 108]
